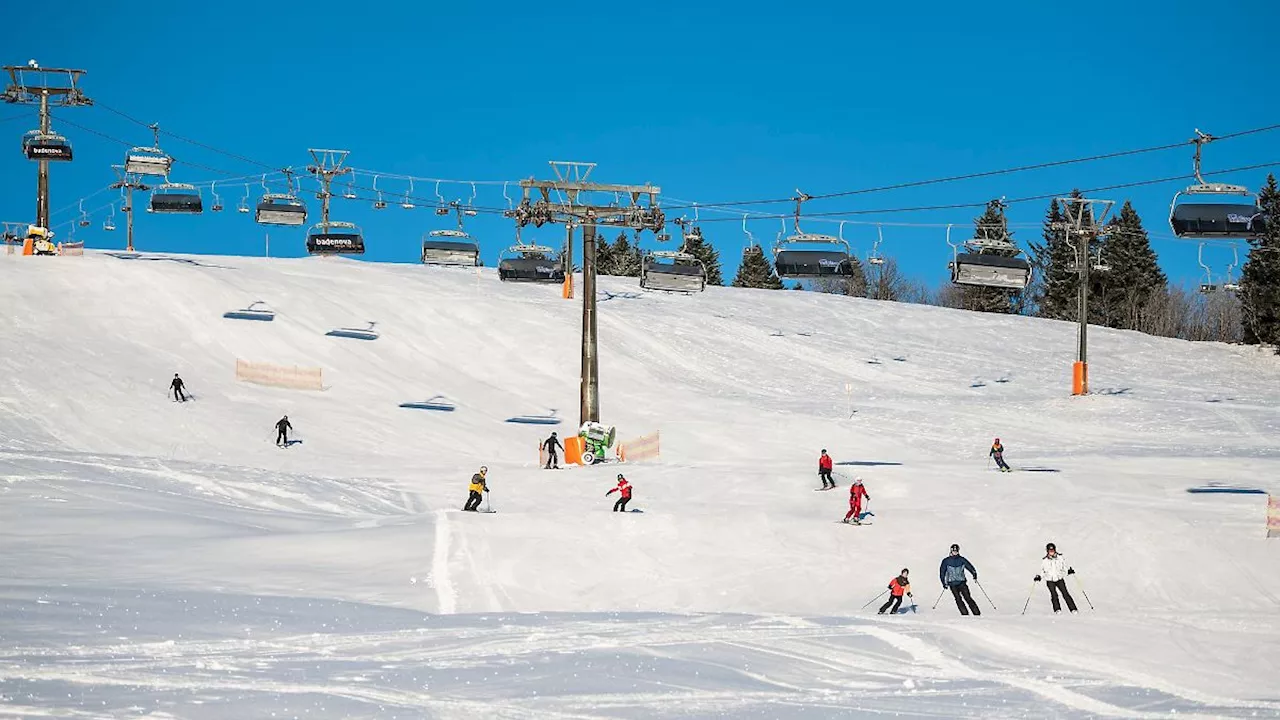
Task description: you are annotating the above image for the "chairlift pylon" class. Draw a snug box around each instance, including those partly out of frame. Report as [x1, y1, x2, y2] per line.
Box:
[1170, 130, 1266, 239]
[946, 222, 1030, 290]
[772, 192, 855, 279]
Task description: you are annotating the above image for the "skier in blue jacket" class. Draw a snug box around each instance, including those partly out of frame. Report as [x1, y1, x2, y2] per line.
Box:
[939, 543, 981, 616]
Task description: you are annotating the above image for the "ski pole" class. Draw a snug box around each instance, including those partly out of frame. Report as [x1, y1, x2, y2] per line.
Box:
[974, 579, 997, 610]
[1020, 580, 1038, 615]
[861, 588, 889, 610]
[931, 588, 946, 610]
[1073, 574, 1094, 610]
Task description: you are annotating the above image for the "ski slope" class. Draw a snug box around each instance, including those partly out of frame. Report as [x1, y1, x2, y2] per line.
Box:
[1, 249, 1278, 719]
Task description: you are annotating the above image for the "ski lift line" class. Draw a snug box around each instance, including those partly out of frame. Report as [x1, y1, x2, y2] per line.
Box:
[46, 112, 242, 178]
[656, 122, 1280, 213]
[51, 170, 292, 222]
[346, 168, 513, 186]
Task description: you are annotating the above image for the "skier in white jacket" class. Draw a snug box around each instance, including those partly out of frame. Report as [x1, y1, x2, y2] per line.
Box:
[1033, 542, 1079, 614]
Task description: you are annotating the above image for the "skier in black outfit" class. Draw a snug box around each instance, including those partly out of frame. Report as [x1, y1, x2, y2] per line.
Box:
[542, 432, 563, 469]
[170, 374, 188, 402]
[939, 543, 981, 616]
[275, 415, 293, 446]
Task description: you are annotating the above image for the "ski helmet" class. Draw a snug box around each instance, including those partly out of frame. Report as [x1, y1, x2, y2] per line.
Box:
[901, 568, 909, 575]
[994, 437, 1000, 443]
[480, 465, 488, 474]
[821, 448, 827, 454]
[1046, 542, 1056, 552]
[950, 543, 960, 552]
[617, 473, 625, 480]
[551, 432, 557, 437]
[853, 477, 863, 485]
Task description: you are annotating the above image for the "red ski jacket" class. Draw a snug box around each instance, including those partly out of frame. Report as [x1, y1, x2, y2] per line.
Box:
[849, 484, 869, 502]
[819, 455, 833, 470]
[607, 480, 632, 499]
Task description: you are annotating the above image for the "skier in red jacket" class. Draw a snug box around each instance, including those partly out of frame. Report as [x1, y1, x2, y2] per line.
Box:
[842, 477, 871, 524]
[818, 449, 835, 489]
[606, 474, 633, 512]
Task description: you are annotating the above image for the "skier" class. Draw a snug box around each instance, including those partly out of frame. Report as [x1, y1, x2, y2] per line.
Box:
[274, 415, 293, 447]
[878, 568, 913, 615]
[990, 437, 1011, 472]
[542, 432, 564, 469]
[170, 373, 189, 402]
[606, 474, 633, 512]
[939, 543, 981, 616]
[463, 466, 489, 512]
[1033, 542, 1079, 614]
[818, 449, 835, 489]
[842, 477, 871, 523]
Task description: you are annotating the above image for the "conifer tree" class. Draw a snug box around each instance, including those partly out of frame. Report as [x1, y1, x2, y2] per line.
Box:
[732, 245, 784, 289]
[612, 232, 641, 277]
[593, 232, 618, 275]
[682, 227, 724, 285]
[1239, 174, 1280, 348]
[1029, 198, 1078, 320]
[1098, 200, 1167, 331]
[960, 199, 1021, 313]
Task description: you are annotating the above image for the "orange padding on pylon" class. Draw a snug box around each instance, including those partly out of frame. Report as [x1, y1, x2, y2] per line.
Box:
[1072, 361, 1088, 396]
[563, 436, 584, 465]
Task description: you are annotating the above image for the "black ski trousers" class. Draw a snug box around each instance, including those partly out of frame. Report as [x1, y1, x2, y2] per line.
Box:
[879, 594, 904, 614]
[950, 582, 981, 615]
[819, 469, 834, 487]
[464, 491, 483, 512]
[276, 429, 288, 445]
[613, 496, 630, 512]
[172, 386, 187, 402]
[993, 454, 1010, 470]
[545, 450, 559, 468]
[1047, 579, 1078, 612]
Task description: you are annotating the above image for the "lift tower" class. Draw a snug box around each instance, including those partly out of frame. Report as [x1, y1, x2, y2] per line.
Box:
[3, 61, 93, 229]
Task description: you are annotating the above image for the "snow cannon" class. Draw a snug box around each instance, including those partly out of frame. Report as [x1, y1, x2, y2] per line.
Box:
[578, 421, 617, 465]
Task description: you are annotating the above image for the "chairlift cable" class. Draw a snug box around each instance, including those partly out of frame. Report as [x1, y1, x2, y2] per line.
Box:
[94, 100, 279, 171]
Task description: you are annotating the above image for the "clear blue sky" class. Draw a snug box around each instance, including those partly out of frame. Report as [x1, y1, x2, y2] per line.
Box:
[3, 0, 1278, 289]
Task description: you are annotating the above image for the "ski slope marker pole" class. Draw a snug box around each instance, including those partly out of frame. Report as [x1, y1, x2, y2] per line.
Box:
[1073, 575, 1094, 610]
[1020, 580, 1037, 615]
[974, 579, 997, 610]
[861, 588, 889, 610]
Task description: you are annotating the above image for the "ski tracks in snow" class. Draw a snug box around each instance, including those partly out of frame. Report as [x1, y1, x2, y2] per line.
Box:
[429, 509, 457, 614]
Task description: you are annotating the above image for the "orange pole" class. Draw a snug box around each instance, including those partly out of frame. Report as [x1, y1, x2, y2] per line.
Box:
[1072, 361, 1088, 396]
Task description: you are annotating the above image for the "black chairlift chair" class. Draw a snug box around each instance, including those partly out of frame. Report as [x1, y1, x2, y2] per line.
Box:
[1169, 130, 1267, 240]
[772, 193, 856, 279]
[306, 221, 366, 255]
[148, 183, 203, 214]
[640, 250, 707, 293]
[498, 243, 564, 282]
[256, 194, 308, 226]
[22, 130, 73, 161]
[421, 229, 480, 267]
[946, 226, 1031, 290]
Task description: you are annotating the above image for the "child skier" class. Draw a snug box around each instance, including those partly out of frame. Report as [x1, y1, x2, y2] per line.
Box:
[606, 474, 633, 512]
[463, 466, 489, 512]
[1033, 542, 1079, 614]
[842, 477, 871, 523]
[990, 437, 1011, 472]
[542, 432, 563, 469]
[818, 449, 835, 489]
[878, 569, 913, 615]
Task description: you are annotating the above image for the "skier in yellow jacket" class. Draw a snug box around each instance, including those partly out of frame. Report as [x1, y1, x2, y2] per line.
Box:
[464, 466, 489, 512]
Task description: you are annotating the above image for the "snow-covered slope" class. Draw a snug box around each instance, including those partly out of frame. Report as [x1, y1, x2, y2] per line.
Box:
[1, 249, 1278, 718]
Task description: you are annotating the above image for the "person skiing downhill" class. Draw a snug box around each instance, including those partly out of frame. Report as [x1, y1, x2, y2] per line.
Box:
[1034, 542, 1079, 614]
[170, 373, 189, 402]
[939, 543, 981, 616]
[275, 415, 293, 447]
[878, 569, 913, 615]
[818, 449, 835, 489]
[990, 437, 1011, 472]
[842, 477, 871, 523]
[606, 474, 632, 512]
[542, 432, 564, 469]
[464, 466, 489, 511]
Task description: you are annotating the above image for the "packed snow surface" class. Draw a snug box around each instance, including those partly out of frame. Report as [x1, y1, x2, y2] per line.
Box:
[1, 250, 1278, 718]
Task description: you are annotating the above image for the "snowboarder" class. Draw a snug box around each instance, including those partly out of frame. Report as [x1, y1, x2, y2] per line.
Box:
[542, 432, 563, 469]
[463, 466, 489, 512]
[274, 415, 293, 447]
[819, 449, 835, 489]
[170, 373, 189, 402]
[1034, 542, 1079, 614]
[939, 543, 981, 616]
[606, 474, 632, 512]
[990, 437, 1011, 472]
[878, 569, 913, 615]
[842, 477, 871, 523]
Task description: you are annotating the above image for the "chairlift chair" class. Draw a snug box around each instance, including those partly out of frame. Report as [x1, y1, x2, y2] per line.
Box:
[103, 206, 117, 232]
[22, 130, 73, 161]
[210, 182, 223, 212]
[237, 185, 250, 214]
[640, 250, 707, 293]
[77, 200, 90, 227]
[772, 194, 856, 279]
[401, 178, 416, 210]
[148, 183, 203, 214]
[498, 243, 564, 282]
[124, 146, 172, 177]
[372, 176, 387, 210]
[222, 301, 275, 321]
[867, 225, 886, 266]
[421, 229, 480, 266]
[306, 221, 365, 255]
[946, 226, 1030, 290]
[256, 194, 308, 226]
[1169, 130, 1266, 239]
